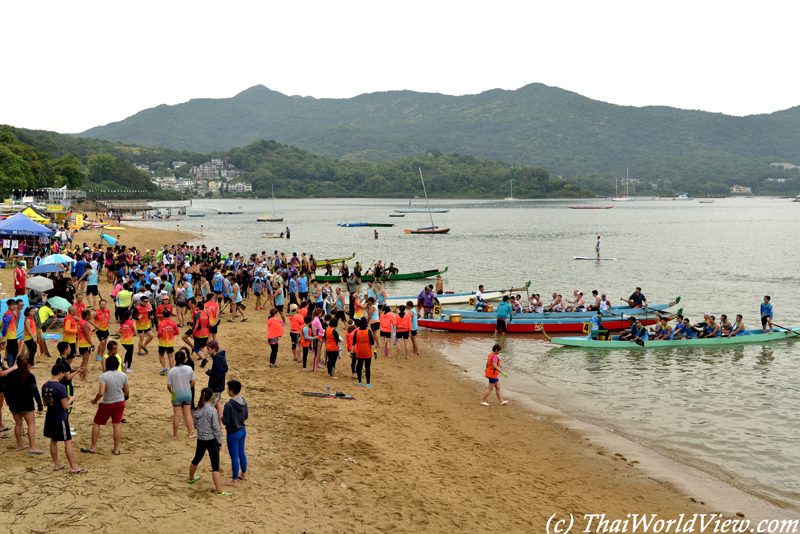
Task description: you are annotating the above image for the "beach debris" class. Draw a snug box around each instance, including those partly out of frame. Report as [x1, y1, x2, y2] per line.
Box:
[341, 483, 347, 489]
[344, 458, 358, 464]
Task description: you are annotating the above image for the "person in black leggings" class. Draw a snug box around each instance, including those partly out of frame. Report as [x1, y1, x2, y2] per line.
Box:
[352, 317, 376, 387]
[187, 387, 230, 496]
[324, 317, 341, 379]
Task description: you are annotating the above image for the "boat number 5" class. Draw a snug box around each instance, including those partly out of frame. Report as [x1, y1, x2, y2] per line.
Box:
[433, 305, 441, 315]
[582, 323, 590, 334]
[468, 297, 475, 306]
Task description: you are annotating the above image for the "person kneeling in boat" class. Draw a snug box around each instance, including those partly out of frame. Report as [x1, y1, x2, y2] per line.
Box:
[619, 317, 639, 341]
[651, 317, 673, 340]
[718, 314, 733, 336]
[679, 318, 698, 339]
[626, 287, 647, 309]
[586, 290, 601, 311]
[588, 311, 610, 340]
[474, 285, 487, 312]
[566, 292, 587, 313]
[629, 318, 649, 343]
[697, 315, 721, 338]
[721, 314, 745, 337]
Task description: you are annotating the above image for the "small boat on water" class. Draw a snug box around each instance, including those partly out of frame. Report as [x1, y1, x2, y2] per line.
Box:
[258, 184, 284, 221]
[219, 212, 243, 215]
[120, 217, 183, 222]
[315, 253, 356, 266]
[442, 299, 678, 321]
[674, 192, 693, 200]
[385, 282, 531, 306]
[405, 228, 450, 234]
[262, 232, 285, 239]
[389, 214, 406, 217]
[315, 267, 447, 283]
[188, 213, 206, 217]
[337, 223, 395, 227]
[568, 207, 613, 209]
[551, 328, 800, 349]
[419, 316, 658, 333]
[395, 210, 450, 213]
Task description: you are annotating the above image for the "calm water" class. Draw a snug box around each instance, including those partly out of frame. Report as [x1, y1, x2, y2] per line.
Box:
[140, 196, 800, 506]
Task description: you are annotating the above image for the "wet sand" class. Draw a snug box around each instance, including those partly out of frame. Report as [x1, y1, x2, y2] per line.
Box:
[0, 223, 714, 532]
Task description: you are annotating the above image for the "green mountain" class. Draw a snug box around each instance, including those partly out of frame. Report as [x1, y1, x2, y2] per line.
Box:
[75, 83, 800, 191]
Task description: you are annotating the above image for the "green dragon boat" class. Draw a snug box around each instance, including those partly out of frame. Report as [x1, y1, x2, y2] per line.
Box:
[314, 267, 448, 283]
[315, 253, 355, 266]
[551, 328, 799, 350]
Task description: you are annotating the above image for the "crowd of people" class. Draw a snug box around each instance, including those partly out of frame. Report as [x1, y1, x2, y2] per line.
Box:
[1, 238, 438, 495]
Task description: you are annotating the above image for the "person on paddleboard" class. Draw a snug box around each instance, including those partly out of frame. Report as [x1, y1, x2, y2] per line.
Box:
[596, 236, 601, 260]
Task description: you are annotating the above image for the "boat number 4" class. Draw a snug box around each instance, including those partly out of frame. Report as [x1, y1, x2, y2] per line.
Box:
[582, 323, 590, 334]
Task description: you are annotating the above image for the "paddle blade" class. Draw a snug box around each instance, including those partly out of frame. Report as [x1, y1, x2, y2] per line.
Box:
[500, 371, 508, 378]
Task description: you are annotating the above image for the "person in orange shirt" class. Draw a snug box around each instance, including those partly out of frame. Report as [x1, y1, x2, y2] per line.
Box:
[288, 304, 304, 363]
[93, 299, 112, 368]
[352, 317, 376, 388]
[74, 294, 86, 321]
[378, 305, 396, 357]
[266, 308, 284, 368]
[346, 320, 357, 379]
[22, 307, 38, 368]
[157, 310, 179, 375]
[394, 305, 412, 359]
[203, 294, 219, 342]
[135, 297, 154, 356]
[77, 310, 94, 382]
[118, 311, 136, 372]
[62, 306, 79, 359]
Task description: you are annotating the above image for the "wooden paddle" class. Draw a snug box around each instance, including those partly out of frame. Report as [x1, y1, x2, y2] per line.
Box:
[771, 323, 799, 337]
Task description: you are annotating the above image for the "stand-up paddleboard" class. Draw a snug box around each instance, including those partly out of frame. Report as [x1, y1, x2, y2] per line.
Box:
[574, 257, 616, 260]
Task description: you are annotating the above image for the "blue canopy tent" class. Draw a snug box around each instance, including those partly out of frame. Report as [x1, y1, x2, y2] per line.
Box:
[0, 212, 55, 237]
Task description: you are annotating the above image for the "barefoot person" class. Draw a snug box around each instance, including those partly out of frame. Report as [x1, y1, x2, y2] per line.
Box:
[157, 310, 179, 375]
[42, 363, 85, 473]
[324, 317, 341, 379]
[352, 317, 376, 388]
[167, 351, 196, 439]
[222, 380, 248, 487]
[82, 357, 129, 456]
[5, 355, 45, 454]
[761, 295, 773, 334]
[480, 344, 508, 406]
[187, 387, 231, 496]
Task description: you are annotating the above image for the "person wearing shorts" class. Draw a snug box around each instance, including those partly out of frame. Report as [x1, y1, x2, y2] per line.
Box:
[82, 357, 129, 455]
[167, 351, 196, 439]
[480, 343, 508, 406]
[42, 364, 85, 473]
[157, 310, 179, 375]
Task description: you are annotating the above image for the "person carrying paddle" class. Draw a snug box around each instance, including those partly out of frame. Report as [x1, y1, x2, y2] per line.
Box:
[626, 287, 647, 308]
[761, 296, 773, 334]
[480, 343, 508, 406]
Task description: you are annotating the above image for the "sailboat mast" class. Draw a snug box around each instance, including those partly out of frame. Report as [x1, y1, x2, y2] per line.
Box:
[418, 168, 435, 230]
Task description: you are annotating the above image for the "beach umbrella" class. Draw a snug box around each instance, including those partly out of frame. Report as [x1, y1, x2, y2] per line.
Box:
[29, 264, 64, 275]
[27, 276, 54, 292]
[40, 254, 76, 265]
[45, 296, 71, 312]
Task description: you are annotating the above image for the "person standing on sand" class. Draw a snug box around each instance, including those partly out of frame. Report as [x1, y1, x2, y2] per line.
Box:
[480, 343, 508, 406]
[222, 380, 248, 487]
[167, 351, 196, 439]
[352, 317, 376, 388]
[187, 387, 231, 496]
[204, 340, 227, 426]
[5, 355, 45, 454]
[82, 357, 129, 455]
[266, 308, 284, 368]
[41, 363, 85, 473]
[325, 317, 341, 379]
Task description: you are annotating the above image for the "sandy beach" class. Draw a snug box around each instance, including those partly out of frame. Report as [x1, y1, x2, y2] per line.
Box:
[0, 224, 716, 532]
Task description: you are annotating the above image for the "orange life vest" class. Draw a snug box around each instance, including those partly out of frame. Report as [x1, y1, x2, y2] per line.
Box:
[267, 317, 284, 339]
[485, 353, 500, 379]
[325, 326, 339, 352]
[300, 326, 312, 348]
[355, 328, 372, 359]
[395, 313, 412, 332]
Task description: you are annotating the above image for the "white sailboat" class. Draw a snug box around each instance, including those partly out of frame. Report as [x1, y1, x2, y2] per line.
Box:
[504, 180, 516, 201]
[264, 183, 283, 221]
[610, 169, 633, 201]
[698, 182, 714, 203]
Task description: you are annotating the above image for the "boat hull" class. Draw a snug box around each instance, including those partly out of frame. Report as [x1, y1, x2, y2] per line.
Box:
[120, 217, 183, 222]
[552, 328, 798, 349]
[256, 218, 283, 222]
[315, 253, 356, 267]
[387, 288, 520, 306]
[394, 209, 450, 213]
[445, 304, 672, 320]
[315, 267, 447, 283]
[419, 317, 657, 333]
[567, 207, 613, 209]
[405, 228, 450, 234]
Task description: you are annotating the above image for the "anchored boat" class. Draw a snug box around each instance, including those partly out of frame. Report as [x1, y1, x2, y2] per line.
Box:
[551, 328, 799, 349]
[314, 267, 447, 283]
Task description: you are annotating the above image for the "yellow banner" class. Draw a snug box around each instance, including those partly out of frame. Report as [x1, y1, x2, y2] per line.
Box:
[47, 205, 64, 212]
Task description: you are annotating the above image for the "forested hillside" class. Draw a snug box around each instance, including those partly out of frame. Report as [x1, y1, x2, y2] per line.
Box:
[75, 83, 800, 191]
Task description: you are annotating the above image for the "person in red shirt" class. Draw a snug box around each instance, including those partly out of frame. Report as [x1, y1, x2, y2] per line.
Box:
[92, 300, 112, 366]
[135, 297, 154, 356]
[74, 294, 86, 321]
[156, 296, 173, 327]
[13, 261, 26, 296]
[157, 310, 179, 375]
[118, 311, 136, 372]
[187, 298, 210, 363]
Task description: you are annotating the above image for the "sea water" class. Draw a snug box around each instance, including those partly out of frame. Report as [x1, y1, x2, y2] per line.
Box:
[140, 196, 800, 507]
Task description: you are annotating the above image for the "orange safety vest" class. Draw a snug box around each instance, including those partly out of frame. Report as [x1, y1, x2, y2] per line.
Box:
[77, 319, 91, 347]
[485, 353, 500, 379]
[290, 314, 304, 334]
[325, 326, 339, 352]
[355, 328, 372, 359]
[267, 317, 284, 339]
[300, 326, 312, 348]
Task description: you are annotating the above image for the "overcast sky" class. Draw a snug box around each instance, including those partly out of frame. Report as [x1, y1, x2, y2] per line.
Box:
[3, 0, 798, 134]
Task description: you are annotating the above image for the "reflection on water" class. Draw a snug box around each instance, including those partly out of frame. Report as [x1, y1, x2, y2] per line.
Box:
[140, 197, 800, 507]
